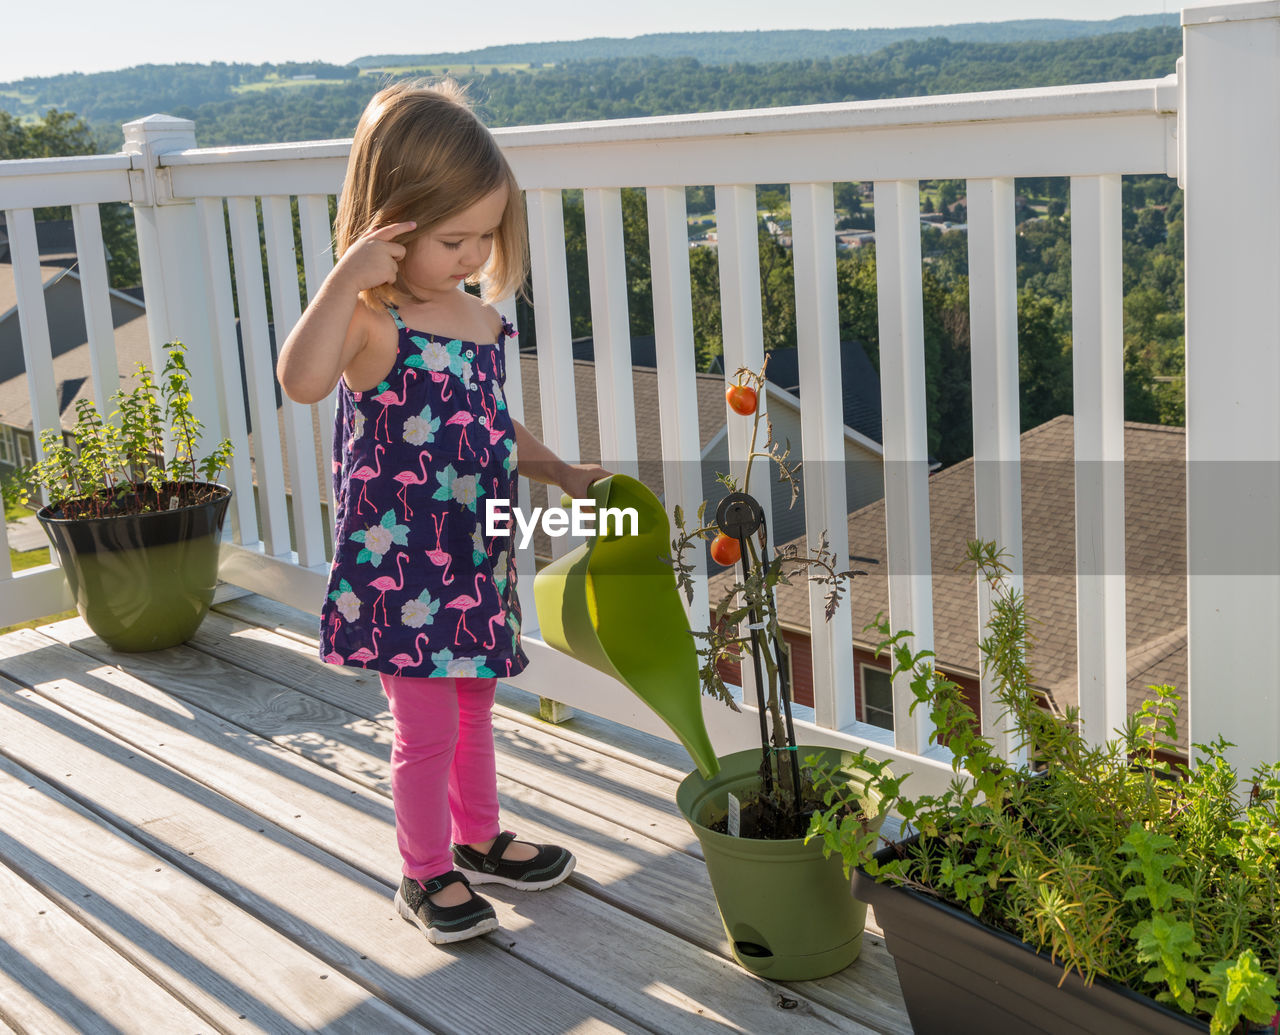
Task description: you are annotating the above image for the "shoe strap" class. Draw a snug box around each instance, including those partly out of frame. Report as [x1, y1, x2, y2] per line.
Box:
[481, 831, 517, 873]
[419, 869, 470, 895]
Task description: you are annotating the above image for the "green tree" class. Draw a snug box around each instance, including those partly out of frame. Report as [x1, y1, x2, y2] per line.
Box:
[1016, 289, 1073, 431]
[757, 227, 797, 354]
[836, 248, 881, 355]
[689, 245, 722, 367]
[0, 109, 140, 289]
[0, 108, 96, 158]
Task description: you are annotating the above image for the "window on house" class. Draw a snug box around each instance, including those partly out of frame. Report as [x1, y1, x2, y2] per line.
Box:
[16, 432, 33, 468]
[0, 426, 13, 466]
[860, 663, 895, 731]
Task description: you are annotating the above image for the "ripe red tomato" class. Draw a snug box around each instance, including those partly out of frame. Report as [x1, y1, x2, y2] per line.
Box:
[710, 533, 741, 567]
[725, 384, 758, 416]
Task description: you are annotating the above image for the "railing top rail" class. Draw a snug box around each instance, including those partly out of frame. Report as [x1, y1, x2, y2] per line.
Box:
[491, 76, 1178, 148]
[158, 139, 352, 167]
[0, 153, 132, 179]
[153, 75, 1178, 173]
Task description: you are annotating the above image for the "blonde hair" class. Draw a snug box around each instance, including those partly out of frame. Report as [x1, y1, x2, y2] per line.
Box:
[334, 79, 528, 305]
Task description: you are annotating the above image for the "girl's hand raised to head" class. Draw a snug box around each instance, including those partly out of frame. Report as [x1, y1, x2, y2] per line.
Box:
[332, 221, 416, 294]
[276, 220, 416, 405]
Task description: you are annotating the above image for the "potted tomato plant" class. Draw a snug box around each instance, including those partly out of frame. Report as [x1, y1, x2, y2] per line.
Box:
[7, 342, 233, 652]
[668, 362, 891, 980]
[811, 544, 1280, 1034]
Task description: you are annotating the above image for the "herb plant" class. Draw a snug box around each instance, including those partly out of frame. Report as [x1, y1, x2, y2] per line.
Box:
[6, 341, 233, 520]
[810, 542, 1279, 1034]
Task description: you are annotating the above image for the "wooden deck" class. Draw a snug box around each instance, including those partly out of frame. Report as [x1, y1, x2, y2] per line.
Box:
[0, 594, 910, 1034]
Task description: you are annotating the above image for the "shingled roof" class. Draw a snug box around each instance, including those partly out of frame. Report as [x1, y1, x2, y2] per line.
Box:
[0, 265, 152, 434]
[736, 415, 1190, 746]
[757, 340, 884, 445]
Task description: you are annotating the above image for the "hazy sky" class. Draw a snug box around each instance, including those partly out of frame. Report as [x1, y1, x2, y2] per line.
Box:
[11, 0, 1176, 82]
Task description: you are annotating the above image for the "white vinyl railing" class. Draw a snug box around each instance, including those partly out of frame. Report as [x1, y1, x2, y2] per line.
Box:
[3, 1, 1278, 792]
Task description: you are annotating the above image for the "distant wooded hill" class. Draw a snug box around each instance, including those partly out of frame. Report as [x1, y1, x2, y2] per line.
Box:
[354, 14, 1177, 68]
[0, 26, 1183, 151]
[0, 16, 1190, 466]
[0, 15, 1179, 146]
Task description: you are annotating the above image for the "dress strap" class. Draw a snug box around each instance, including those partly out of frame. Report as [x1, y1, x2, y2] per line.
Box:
[385, 304, 406, 330]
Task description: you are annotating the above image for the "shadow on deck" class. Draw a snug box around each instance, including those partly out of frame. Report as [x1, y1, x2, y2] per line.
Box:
[0, 594, 909, 1034]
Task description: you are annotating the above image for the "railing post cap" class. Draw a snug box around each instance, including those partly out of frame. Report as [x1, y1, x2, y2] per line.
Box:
[123, 114, 197, 155]
[1182, 0, 1280, 26]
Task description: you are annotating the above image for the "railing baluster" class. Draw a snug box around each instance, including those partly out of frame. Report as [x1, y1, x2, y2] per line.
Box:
[3, 204, 72, 598]
[583, 188, 639, 479]
[69, 203, 120, 407]
[791, 182, 856, 730]
[262, 195, 326, 569]
[966, 177, 1026, 762]
[226, 195, 291, 556]
[715, 183, 769, 711]
[1070, 173, 1127, 747]
[647, 186, 708, 626]
[196, 197, 257, 546]
[0, 517, 12, 580]
[714, 185, 770, 517]
[296, 193, 338, 540]
[6, 209, 60, 459]
[874, 180, 936, 755]
[525, 189, 581, 566]
[479, 285, 539, 635]
[501, 296, 538, 635]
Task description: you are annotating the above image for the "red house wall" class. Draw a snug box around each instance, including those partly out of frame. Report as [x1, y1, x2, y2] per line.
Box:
[717, 633, 982, 725]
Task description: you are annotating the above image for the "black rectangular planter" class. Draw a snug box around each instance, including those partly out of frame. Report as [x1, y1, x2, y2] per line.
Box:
[854, 839, 1209, 1035]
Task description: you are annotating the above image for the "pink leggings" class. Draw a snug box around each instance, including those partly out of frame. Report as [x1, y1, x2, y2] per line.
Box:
[379, 674, 502, 880]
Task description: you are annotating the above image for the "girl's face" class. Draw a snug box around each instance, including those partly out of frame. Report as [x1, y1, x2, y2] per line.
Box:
[400, 185, 509, 299]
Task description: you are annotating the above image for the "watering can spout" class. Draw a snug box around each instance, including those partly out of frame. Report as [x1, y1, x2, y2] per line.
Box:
[533, 475, 720, 779]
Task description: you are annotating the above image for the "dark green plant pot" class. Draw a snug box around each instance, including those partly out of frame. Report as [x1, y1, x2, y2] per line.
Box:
[38, 484, 231, 653]
[676, 745, 886, 980]
[854, 836, 1268, 1034]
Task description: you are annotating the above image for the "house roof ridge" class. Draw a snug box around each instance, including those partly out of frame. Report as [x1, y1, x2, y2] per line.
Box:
[1122, 419, 1184, 435]
[559, 355, 724, 383]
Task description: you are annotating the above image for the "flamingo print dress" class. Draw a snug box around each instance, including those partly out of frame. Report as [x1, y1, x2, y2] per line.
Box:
[320, 306, 528, 679]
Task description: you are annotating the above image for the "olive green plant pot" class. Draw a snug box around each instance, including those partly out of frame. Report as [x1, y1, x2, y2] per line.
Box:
[677, 745, 886, 980]
[38, 483, 231, 653]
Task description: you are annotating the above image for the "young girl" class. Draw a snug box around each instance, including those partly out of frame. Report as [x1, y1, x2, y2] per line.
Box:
[277, 80, 608, 945]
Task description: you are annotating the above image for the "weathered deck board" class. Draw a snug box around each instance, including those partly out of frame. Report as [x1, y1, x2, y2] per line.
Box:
[0, 854, 213, 1035]
[0, 670, 637, 1034]
[0, 629, 869, 1034]
[0, 598, 911, 1033]
[0, 721, 433, 1034]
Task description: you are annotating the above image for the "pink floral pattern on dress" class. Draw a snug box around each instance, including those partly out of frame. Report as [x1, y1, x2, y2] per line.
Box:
[321, 306, 526, 679]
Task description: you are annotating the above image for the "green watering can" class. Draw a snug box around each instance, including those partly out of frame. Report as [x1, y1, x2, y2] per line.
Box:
[533, 474, 720, 778]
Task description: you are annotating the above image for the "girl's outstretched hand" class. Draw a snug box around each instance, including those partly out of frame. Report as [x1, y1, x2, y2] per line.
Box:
[334, 221, 416, 293]
[560, 463, 612, 501]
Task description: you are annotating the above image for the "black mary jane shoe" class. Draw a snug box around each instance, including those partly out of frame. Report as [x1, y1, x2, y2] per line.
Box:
[452, 831, 576, 891]
[394, 870, 498, 944]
